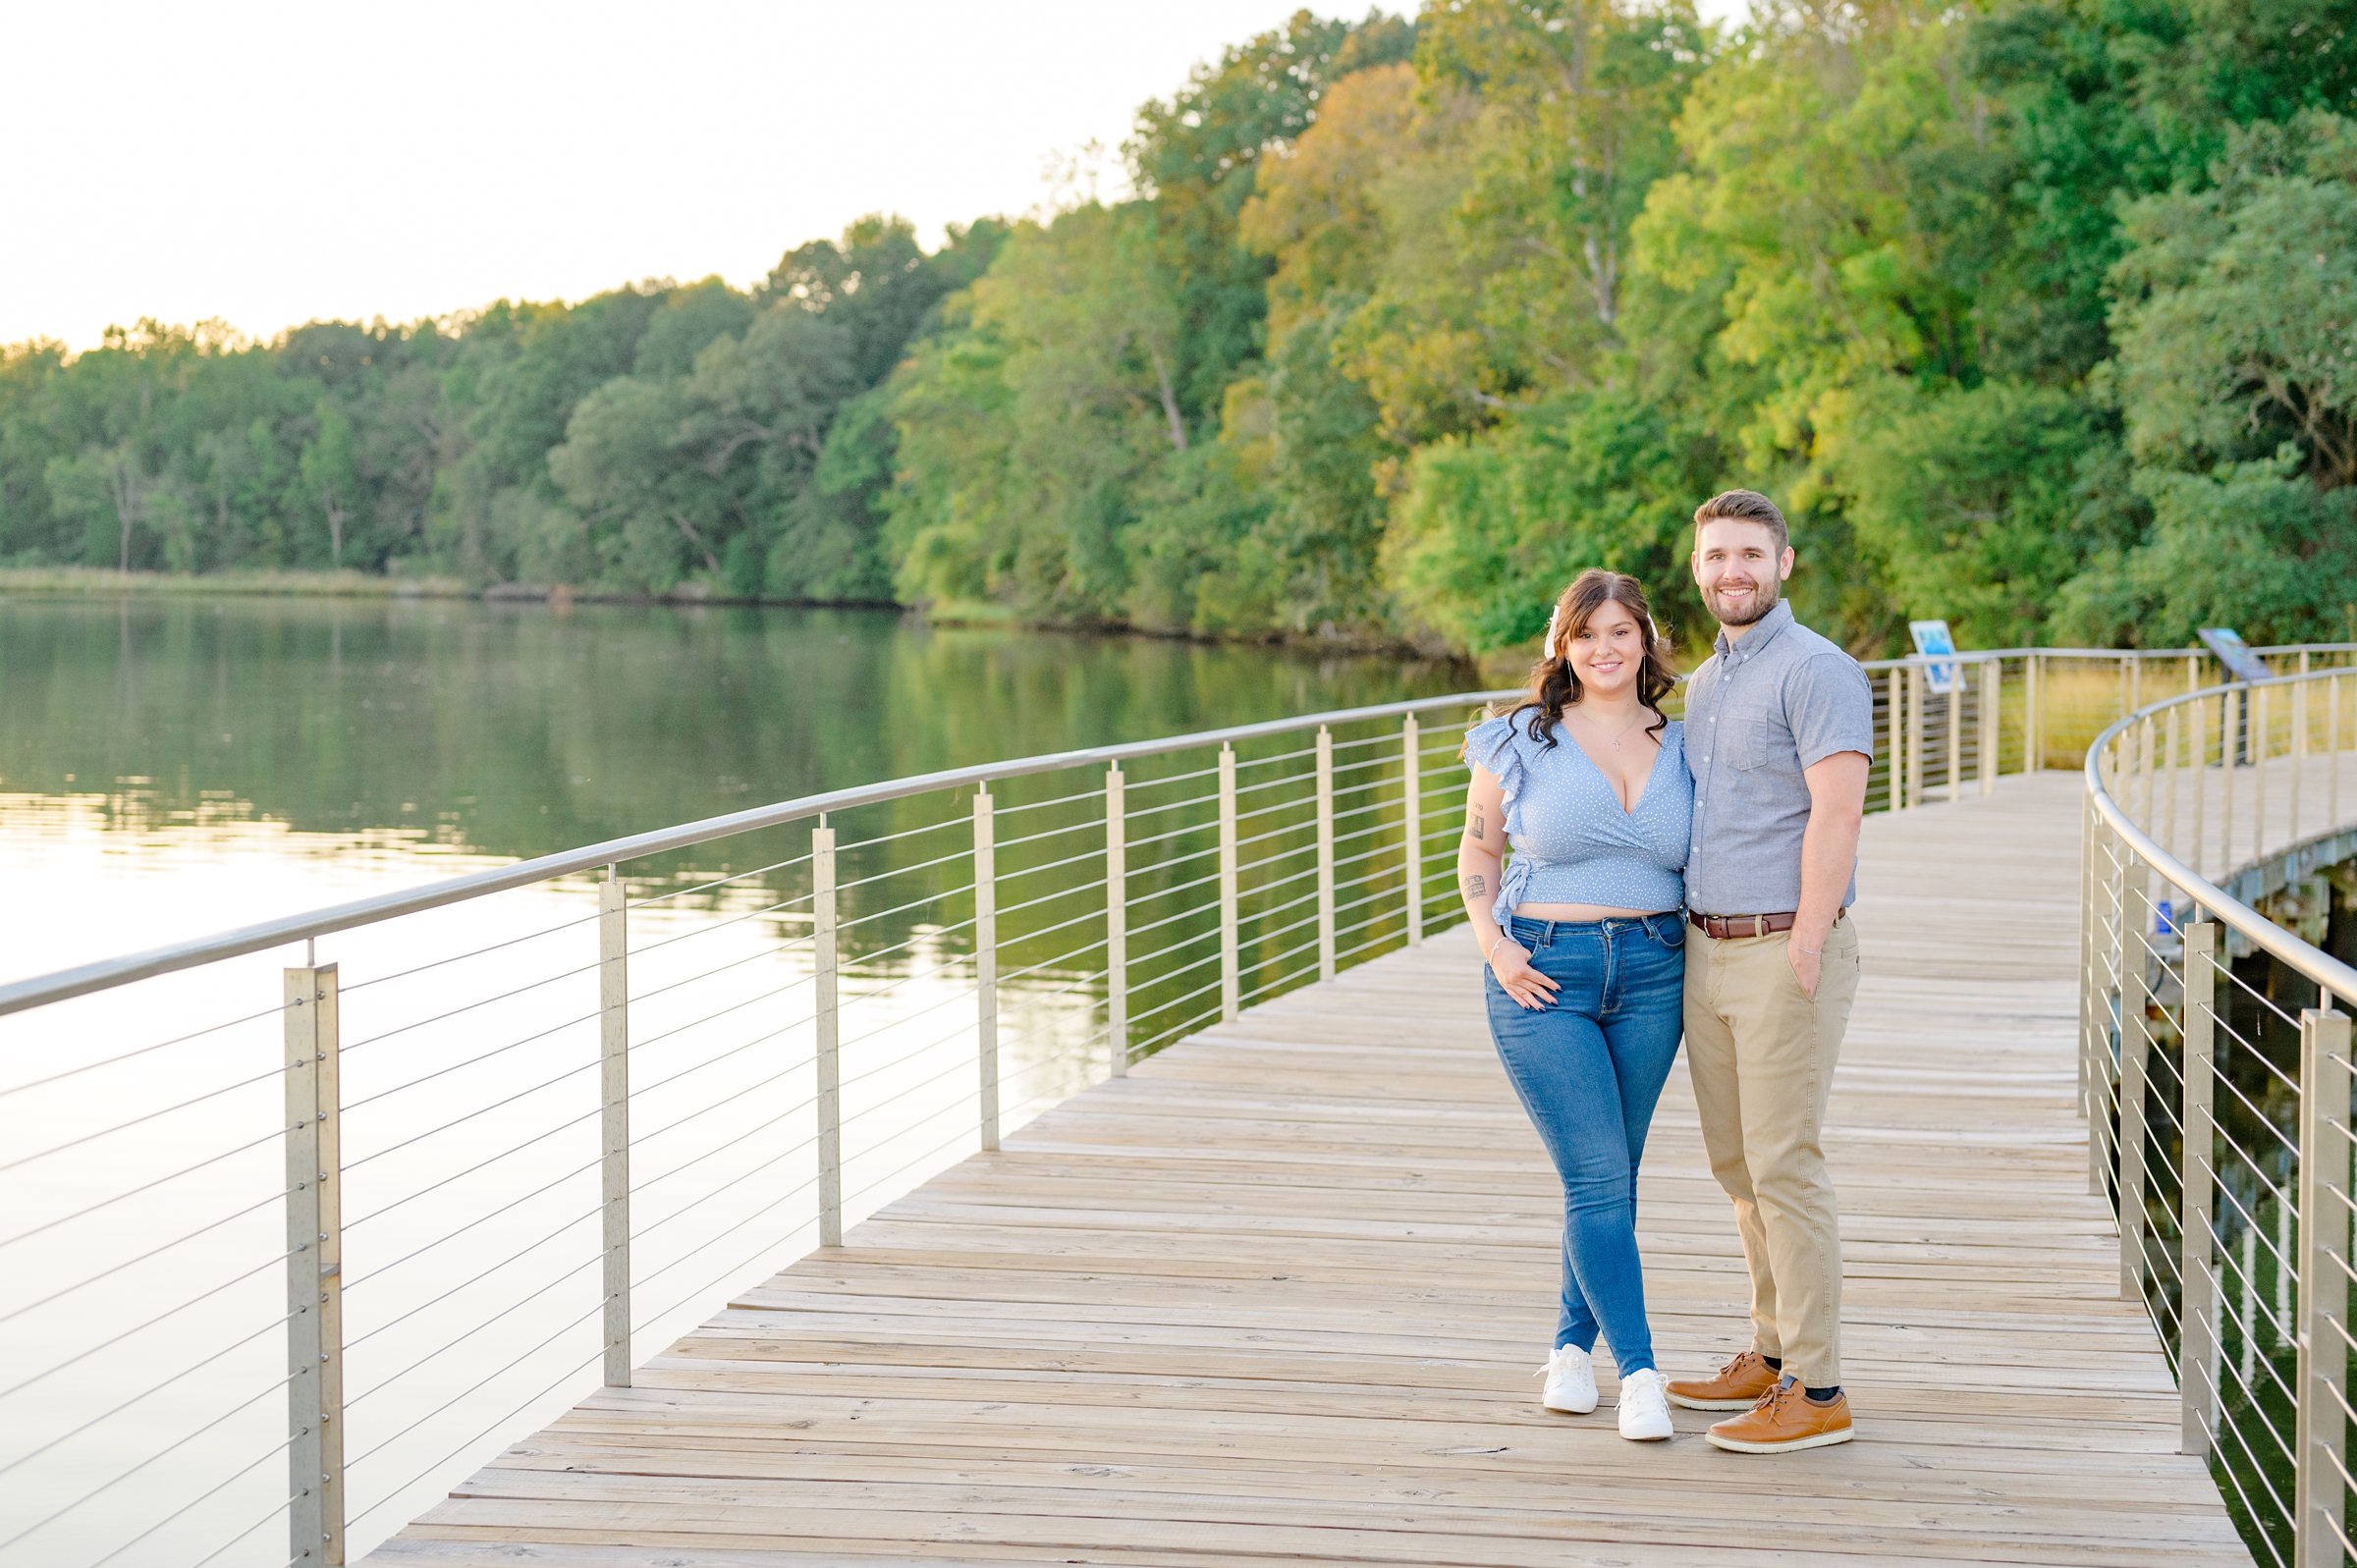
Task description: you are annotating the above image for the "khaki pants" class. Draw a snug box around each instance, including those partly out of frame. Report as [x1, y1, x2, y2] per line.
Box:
[1683, 916, 1861, 1386]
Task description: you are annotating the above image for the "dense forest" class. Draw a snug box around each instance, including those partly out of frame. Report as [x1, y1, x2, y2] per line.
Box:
[3, 0, 2352, 656]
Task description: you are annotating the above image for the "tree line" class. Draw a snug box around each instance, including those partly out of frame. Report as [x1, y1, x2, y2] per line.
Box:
[3, 0, 2352, 656]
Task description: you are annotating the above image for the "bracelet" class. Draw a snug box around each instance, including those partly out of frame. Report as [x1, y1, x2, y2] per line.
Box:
[1792, 941, 1823, 956]
[1484, 933, 1514, 964]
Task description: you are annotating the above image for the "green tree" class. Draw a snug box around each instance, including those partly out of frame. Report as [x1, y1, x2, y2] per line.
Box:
[2063, 111, 2357, 642]
[1383, 388, 1706, 651]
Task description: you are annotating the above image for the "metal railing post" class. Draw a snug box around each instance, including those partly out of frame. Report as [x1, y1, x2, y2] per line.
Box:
[2120, 910, 2150, 1303]
[2162, 707, 2183, 867]
[2295, 1004, 2352, 1568]
[1105, 765, 1126, 1077]
[2028, 653, 2045, 772]
[2105, 825, 2130, 1201]
[1885, 669, 1902, 805]
[2182, 921, 2219, 1458]
[1946, 678, 1962, 804]
[974, 788, 999, 1153]
[1905, 665, 1924, 810]
[285, 962, 344, 1566]
[598, 872, 630, 1388]
[2292, 659, 2310, 843]
[1980, 660, 1999, 796]
[2330, 670, 2343, 833]
[813, 822, 841, 1246]
[1315, 727, 1336, 981]
[1402, 716, 1424, 946]
[1218, 745, 1238, 1022]
[2123, 653, 2138, 720]
[2255, 683, 2272, 861]
[2080, 798, 2100, 1191]
[2221, 689, 2239, 873]
[2190, 697, 2210, 879]
[2137, 718, 2156, 837]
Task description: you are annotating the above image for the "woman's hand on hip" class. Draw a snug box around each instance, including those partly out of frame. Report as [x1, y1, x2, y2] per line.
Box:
[1487, 939, 1558, 1009]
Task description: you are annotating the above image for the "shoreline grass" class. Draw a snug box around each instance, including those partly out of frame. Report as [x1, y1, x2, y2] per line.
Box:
[0, 567, 472, 599]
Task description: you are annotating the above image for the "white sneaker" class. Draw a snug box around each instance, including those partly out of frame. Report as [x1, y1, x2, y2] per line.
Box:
[1617, 1367, 1673, 1441]
[1537, 1345, 1597, 1414]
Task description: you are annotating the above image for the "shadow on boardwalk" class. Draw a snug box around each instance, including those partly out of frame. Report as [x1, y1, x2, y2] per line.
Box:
[366, 771, 2249, 1568]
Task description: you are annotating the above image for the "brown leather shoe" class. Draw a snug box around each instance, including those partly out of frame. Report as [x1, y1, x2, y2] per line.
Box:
[1666, 1350, 1779, 1411]
[1704, 1378, 1854, 1453]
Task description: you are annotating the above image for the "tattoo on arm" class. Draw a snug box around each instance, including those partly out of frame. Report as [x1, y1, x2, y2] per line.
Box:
[1468, 811, 1486, 839]
[1465, 875, 1486, 897]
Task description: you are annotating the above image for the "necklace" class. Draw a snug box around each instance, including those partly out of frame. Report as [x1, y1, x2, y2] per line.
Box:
[1570, 708, 1650, 751]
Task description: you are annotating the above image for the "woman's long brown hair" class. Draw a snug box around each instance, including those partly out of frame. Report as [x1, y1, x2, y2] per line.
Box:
[1489, 568, 1677, 748]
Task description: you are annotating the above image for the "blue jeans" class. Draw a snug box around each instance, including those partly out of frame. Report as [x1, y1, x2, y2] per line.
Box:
[1483, 912, 1686, 1373]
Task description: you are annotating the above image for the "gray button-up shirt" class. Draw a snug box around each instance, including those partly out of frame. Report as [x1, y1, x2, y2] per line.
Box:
[1681, 600, 1876, 915]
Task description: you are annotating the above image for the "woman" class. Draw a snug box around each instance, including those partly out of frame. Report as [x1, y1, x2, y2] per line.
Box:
[1458, 568, 1691, 1442]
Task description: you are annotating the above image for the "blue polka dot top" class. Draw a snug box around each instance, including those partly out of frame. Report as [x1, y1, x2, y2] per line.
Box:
[1463, 705, 1692, 924]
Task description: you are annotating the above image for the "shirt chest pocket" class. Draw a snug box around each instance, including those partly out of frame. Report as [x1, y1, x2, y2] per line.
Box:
[1727, 715, 1789, 773]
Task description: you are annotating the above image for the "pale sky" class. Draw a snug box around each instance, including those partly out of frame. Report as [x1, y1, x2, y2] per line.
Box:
[2, 1, 1746, 351]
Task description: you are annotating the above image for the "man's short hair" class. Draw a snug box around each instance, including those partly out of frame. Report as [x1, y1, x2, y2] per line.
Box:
[1694, 489, 1789, 555]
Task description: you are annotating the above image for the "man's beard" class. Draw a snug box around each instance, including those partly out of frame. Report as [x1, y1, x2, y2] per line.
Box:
[1711, 578, 1781, 627]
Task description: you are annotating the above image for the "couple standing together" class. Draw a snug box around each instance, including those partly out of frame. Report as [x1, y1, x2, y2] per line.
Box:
[1457, 489, 1873, 1451]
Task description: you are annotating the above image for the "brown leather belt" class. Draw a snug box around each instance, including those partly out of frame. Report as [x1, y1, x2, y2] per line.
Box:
[1687, 909, 1843, 939]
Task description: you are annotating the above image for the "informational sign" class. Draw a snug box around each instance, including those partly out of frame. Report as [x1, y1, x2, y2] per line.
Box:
[2199, 627, 2271, 683]
[1908, 620, 1959, 695]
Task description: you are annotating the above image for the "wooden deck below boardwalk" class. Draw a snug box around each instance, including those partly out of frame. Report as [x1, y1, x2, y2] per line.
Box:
[367, 771, 2255, 1568]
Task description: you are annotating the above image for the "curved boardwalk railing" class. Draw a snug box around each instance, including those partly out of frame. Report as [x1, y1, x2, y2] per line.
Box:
[2083, 662, 2357, 1566]
[0, 638, 2349, 1566]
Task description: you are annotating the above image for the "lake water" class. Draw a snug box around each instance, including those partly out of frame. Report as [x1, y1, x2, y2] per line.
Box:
[0, 594, 1481, 1567]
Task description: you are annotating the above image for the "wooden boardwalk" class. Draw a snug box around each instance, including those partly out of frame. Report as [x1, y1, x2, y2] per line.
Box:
[367, 772, 2252, 1567]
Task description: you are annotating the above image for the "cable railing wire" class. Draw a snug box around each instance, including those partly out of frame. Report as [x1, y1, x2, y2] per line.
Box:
[629, 1132, 822, 1249]
[0, 1303, 295, 1459]
[342, 1174, 604, 1299]
[0, 1120, 297, 1254]
[342, 1054, 602, 1176]
[0, 1370, 300, 1554]
[182, 1489, 297, 1568]
[624, 846, 819, 912]
[0, 996, 300, 1100]
[0, 1195, 298, 1329]
[344, 1340, 609, 1535]
[87, 1441, 298, 1568]
[0, 1055, 300, 1176]
[343, 1294, 607, 1475]
[346, 1248, 602, 1414]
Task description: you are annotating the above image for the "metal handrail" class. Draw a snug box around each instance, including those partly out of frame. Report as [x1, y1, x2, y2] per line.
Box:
[2085, 670, 2357, 1004]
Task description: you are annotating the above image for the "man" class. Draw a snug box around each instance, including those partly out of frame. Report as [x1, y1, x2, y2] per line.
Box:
[1664, 489, 1873, 1453]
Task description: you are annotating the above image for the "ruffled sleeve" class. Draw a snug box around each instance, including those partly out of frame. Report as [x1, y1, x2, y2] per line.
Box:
[1463, 711, 1535, 925]
[1463, 712, 1527, 807]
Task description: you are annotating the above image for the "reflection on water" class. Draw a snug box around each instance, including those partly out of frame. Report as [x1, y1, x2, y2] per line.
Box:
[0, 595, 1469, 891]
[0, 595, 1480, 1566]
